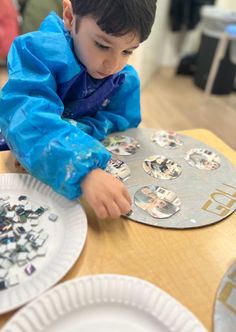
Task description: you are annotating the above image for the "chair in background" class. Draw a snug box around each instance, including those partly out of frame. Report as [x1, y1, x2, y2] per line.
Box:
[205, 24, 236, 96]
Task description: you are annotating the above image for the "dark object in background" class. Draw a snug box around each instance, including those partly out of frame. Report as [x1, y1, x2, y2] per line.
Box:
[176, 54, 198, 76]
[169, 0, 215, 31]
[194, 33, 236, 94]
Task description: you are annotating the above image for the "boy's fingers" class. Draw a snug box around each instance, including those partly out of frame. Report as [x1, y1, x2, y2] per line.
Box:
[106, 201, 122, 219]
[94, 202, 109, 219]
[115, 195, 132, 216]
[122, 187, 132, 205]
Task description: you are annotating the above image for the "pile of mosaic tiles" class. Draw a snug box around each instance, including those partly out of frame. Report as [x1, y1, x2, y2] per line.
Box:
[0, 195, 58, 290]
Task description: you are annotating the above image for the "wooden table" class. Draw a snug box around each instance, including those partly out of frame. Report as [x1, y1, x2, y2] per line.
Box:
[0, 129, 236, 331]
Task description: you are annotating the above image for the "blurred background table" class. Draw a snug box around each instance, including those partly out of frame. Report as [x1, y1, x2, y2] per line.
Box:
[0, 129, 236, 331]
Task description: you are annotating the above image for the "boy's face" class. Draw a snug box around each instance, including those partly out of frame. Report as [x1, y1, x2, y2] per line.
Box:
[63, 1, 140, 79]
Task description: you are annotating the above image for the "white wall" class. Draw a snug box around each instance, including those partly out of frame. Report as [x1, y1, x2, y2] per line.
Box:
[217, 0, 236, 10]
[129, 0, 170, 87]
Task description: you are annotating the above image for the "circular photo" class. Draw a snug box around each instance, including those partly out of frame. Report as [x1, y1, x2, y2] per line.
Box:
[185, 148, 221, 170]
[105, 159, 131, 182]
[151, 130, 183, 149]
[143, 155, 182, 180]
[134, 185, 181, 219]
[103, 135, 140, 156]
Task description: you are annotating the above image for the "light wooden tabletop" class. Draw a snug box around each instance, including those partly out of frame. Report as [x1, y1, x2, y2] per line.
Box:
[0, 129, 236, 331]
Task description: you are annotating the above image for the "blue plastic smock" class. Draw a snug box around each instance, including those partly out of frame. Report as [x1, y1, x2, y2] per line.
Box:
[0, 12, 141, 200]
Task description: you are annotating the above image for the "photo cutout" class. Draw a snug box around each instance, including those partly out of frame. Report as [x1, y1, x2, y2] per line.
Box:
[151, 130, 183, 149]
[134, 185, 181, 219]
[103, 135, 140, 156]
[143, 155, 182, 180]
[105, 159, 131, 182]
[185, 148, 221, 170]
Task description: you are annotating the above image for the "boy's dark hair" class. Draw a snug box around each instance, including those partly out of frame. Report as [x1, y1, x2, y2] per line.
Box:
[70, 0, 157, 42]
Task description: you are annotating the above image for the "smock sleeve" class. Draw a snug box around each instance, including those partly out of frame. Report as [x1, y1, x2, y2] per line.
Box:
[0, 33, 111, 200]
[76, 65, 141, 140]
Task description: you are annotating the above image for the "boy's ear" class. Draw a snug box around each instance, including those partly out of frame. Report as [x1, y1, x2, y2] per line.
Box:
[63, 0, 74, 31]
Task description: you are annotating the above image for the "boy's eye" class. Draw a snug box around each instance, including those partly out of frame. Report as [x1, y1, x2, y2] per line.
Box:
[95, 41, 109, 50]
[123, 50, 133, 56]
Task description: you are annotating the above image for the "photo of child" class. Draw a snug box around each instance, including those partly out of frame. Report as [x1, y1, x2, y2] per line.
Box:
[151, 130, 183, 149]
[134, 185, 181, 219]
[105, 159, 131, 182]
[143, 155, 182, 180]
[185, 148, 221, 170]
[103, 135, 140, 156]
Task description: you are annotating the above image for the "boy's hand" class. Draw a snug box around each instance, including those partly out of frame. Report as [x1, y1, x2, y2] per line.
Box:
[81, 168, 132, 219]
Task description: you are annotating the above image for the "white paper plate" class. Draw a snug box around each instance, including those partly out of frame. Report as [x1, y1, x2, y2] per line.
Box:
[214, 260, 236, 332]
[2, 274, 207, 332]
[0, 174, 87, 314]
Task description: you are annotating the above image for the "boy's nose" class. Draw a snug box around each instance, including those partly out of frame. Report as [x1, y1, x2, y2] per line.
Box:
[103, 56, 120, 74]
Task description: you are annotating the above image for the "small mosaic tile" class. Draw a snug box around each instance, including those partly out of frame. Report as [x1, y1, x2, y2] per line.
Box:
[48, 213, 58, 222]
[27, 251, 37, 261]
[18, 195, 27, 201]
[6, 274, 19, 287]
[24, 263, 36, 276]
[0, 280, 7, 290]
[37, 247, 47, 257]
[0, 268, 8, 279]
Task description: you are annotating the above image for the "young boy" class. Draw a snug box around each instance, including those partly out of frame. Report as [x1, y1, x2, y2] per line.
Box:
[0, 0, 157, 219]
